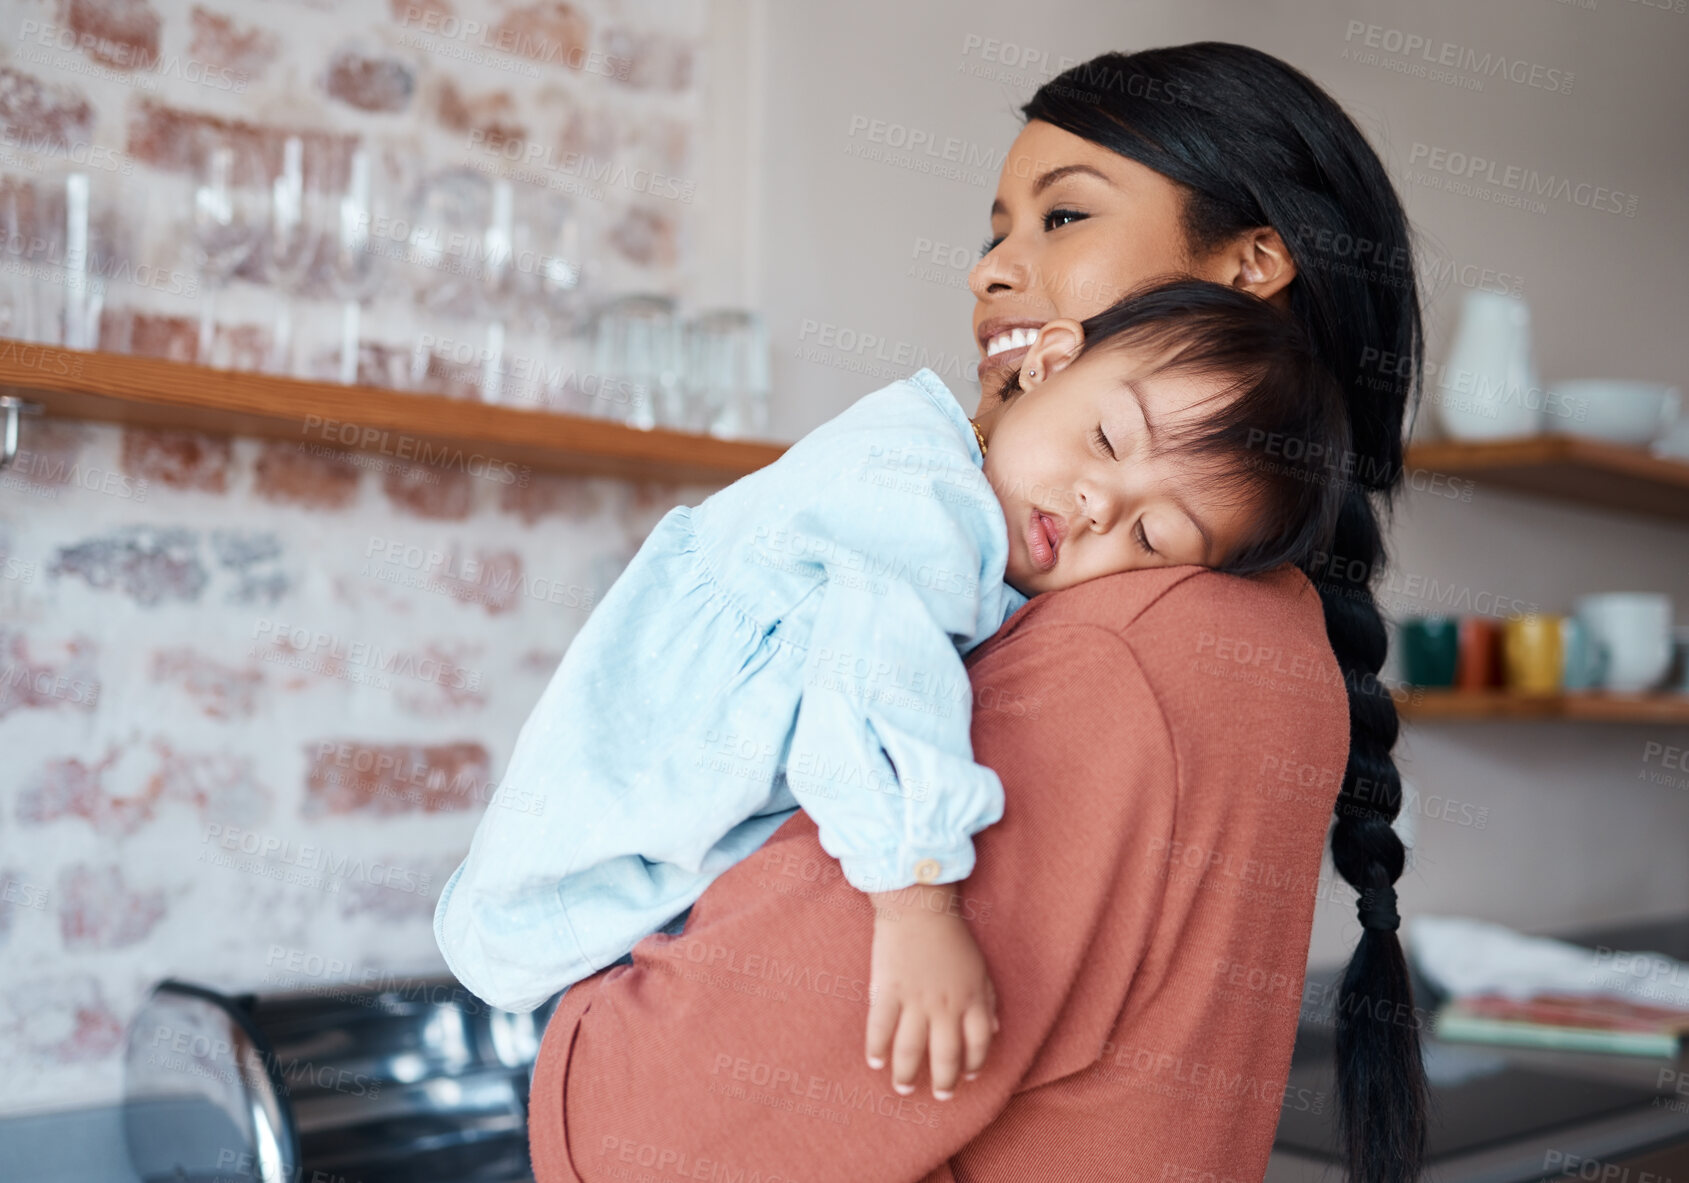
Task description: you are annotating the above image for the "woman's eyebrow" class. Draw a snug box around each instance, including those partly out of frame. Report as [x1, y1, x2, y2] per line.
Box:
[990, 163, 1114, 217]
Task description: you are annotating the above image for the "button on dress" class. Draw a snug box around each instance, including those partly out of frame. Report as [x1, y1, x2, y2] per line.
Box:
[434, 368, 1030, 1013]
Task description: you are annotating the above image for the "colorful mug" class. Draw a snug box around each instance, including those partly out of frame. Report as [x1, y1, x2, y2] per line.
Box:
[1400, 617, 1460, 688]
[1455, 617, 1502, 690]
[1502, 614, 1563, 696]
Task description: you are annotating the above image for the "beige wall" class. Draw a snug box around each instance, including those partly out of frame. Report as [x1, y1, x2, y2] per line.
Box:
[742, 0, 1689, 966]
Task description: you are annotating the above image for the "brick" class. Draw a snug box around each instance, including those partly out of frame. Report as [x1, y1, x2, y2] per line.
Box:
[0, 66, 95, 152]
[0, 975, 124, 1063]
[51, 527, 207, 605]
[323, 45, 416, 113]
[608, 205, 677, 267]
[150, 647, 262, 718]
[3, 419, 91, 493]
[389, 0, 453, 24]
[254, 440, 363, 510]
[121, 427, 232, 493]
[211, 529, 291, 605]
[381, 463, 474, 519]
[188, 5, 280, 80]
[519, 647, 562, 674]
[494, 1, 590, 68]
[126, 312, 200, 363]
[17, 747, 149, 835]
[335, 857, 447, 919]
[498, 471, 604, 523]
[602, 27, 695, 91]
[393, 642, 485, 717]
[126, 97, 356, 183]
[438, 547, 523, 614]
[59, 864, 166, 950]
[0, 628, 100, 720]
[303, 740, 492, 816]
[55, 0, 163, 72]
[435, 78, 525, 149]
[18, 739, 270, 835]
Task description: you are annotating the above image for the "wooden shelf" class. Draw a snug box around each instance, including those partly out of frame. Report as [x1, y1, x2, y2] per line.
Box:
[1401, 689, 1689, 724]
[1406, 436, 1689, 524]
[0, 340, 790, 485]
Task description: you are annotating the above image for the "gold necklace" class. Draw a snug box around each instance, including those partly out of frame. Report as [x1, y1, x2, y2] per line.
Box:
[969, 418, 988, 457]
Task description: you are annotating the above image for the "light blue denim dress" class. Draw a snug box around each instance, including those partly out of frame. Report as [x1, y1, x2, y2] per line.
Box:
[434, 368, 1030, 1012]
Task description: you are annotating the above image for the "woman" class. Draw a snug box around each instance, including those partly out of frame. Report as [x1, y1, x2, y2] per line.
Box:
[526, 43, 1426, 1183]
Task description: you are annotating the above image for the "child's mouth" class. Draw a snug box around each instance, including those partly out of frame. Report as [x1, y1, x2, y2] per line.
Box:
[1027, 509, 1063, 571]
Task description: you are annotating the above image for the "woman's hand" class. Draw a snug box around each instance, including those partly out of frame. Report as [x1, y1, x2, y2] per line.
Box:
[864, 883, 999, 1100]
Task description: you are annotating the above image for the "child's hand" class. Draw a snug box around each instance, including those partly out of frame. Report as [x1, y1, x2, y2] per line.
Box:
[864, 883, 998, 1100]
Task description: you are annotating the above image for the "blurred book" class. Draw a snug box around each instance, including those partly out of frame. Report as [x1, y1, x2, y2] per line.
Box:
[1434, 992, 1689, 1058]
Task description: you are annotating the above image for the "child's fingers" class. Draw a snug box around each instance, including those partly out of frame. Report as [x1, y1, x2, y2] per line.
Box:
[927, 1015, 964, 1099]
[890, 1009, 929, 1095]
[962, 1001, 994, 1077]
[865, 993, 900, 1071]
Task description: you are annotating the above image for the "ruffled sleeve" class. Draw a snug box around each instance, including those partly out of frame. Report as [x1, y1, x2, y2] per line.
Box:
[781, 435, 1020, 892]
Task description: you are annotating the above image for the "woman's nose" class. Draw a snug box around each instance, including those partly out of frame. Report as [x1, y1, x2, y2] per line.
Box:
[969, 242, 1026, 299]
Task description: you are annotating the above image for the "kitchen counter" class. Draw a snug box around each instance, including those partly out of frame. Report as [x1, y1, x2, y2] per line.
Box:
[1268, 915, 1689, 1182]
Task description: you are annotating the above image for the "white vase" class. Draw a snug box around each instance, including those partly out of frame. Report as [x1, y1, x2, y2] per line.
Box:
[1435, 290, 1545, 440]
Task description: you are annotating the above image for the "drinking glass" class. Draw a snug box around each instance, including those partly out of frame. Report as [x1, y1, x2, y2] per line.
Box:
[325, 144, 385, 385]
[592, 293, 681, 428]
[684, 309, 770, 438]
[191, 129, 266, 366]
[259, 135, 328, 376]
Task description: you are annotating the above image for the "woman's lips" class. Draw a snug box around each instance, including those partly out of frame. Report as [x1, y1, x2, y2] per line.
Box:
[1026, 509, 1063, 571]
[976, 344, 1031, 384]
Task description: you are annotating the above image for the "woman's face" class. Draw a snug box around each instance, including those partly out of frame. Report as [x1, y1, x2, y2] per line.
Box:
[969, 119, 1287, 404]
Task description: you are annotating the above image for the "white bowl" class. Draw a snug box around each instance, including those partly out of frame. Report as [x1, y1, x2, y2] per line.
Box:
[1547, 380, 1680, 446]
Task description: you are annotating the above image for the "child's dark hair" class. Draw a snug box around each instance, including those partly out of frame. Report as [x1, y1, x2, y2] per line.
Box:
[993, 276, 1352, 575]
[1021, 44, 1428, 1183]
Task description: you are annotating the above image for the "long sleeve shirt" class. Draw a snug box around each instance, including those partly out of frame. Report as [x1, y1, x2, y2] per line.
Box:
[435, 368, 1028, 1013]
[525, 563, 1351, 1182]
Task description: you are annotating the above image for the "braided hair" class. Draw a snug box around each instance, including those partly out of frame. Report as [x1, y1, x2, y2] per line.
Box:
[1020, 44, 1428, 1182]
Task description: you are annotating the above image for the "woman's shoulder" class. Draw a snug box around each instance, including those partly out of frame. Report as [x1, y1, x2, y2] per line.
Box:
[974, 564, 1344, 724]
[985, 564, 1323, 645]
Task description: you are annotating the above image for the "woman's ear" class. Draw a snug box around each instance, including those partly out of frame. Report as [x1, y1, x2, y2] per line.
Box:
[1218, 227, 1298, 302]
[1019, 318, 1085, 390]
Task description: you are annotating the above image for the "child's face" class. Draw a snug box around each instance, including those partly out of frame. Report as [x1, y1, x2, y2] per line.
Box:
[980, 319, 1263, 598]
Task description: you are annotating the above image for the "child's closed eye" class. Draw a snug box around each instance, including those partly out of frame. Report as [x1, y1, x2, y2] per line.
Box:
[1134, 521, 1158, 556]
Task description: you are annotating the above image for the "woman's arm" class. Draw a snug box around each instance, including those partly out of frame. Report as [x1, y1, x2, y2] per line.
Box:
[528, 621, 1181, 1183]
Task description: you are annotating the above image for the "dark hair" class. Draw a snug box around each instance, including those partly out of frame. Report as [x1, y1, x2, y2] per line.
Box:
[994, 276, 1351, 574]
[1020, 44, 1428, 1183]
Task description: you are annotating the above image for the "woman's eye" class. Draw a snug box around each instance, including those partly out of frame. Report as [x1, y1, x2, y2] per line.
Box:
[1091, 423, 1116, 458]
[979, 208, 1087, 258]
[1134, 521, 1158, 557]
